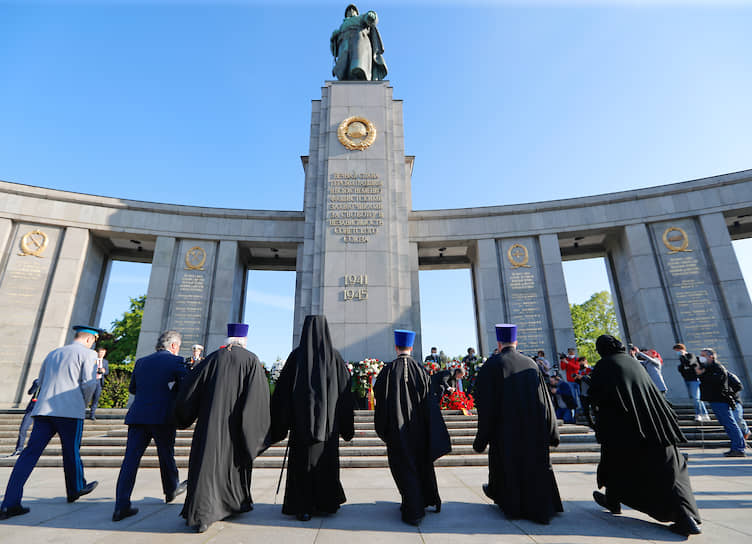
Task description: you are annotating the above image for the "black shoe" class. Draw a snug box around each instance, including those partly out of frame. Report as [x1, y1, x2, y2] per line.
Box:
[296, 513, 312, 521]
[482, 484, 493, 500]
[87, 415, 96, 421]
[112, 507, 139, 522]
[11, 450, 22, 457]
[0, 505, 30, 520]
[593, 491, 621, 514]
[669, 515, 702, 536]
[235, 500, 253, 513]
[434, 500, 441, 513]
[165, 480, 187, 503]
[68, 480, 98, 503]
[723, 450, 745, 457]
[196, 523, 209, 533]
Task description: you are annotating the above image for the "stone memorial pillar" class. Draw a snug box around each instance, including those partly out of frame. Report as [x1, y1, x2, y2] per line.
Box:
[497, 237, 561, 357]
[0, 223, 64, 403]
[697, 213, 752, 391]
[295, 81, 418, 362]
[137, 236, 177, 358]
[608, 219, 751, 397]
[470, 238, 504, 357]
[0, 224, 97, 404]
[471, 236, 573, 358]
[652, 217, 750, 391]
[539, 234, 577, 353]
[137, 237, 246, 359]
[206, 240, 246, 351]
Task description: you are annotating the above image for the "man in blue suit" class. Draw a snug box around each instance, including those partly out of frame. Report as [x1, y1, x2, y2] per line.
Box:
[0, 325, 101, 520]
[112, 330, 188, 522]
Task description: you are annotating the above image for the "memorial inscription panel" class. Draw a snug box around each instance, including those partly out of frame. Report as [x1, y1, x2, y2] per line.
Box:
[498, 238, 551, 354]
[0, 224, 62, 396]
[651, 220, 732, 357]
[327, 172, 384, 243]
[166, 241, 215, 357]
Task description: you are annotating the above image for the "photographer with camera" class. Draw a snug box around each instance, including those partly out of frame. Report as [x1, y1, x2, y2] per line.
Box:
[674, 343, 710, 422]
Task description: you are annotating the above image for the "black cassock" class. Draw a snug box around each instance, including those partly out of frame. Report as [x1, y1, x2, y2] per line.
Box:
[268, 315, 354, 517]
[374, 354, 451, 524]
[174, 344, 270, 528]
[589, 348, 700, 525]
[473, 347, 563, 524]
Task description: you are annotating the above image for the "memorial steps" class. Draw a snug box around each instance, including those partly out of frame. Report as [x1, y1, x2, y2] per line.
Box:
[0, 404, 749, 469]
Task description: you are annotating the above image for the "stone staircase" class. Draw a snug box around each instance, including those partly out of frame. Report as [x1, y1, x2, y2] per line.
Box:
[0, 403, 749, 469]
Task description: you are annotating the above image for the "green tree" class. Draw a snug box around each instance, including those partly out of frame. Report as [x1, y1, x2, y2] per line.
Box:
[570, 291, 620, 364]
[98, 294, 145, 365]
[96, 294, 145, 408]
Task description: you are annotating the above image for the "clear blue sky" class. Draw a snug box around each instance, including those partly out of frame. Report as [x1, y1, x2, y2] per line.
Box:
[3, 1, 752, 363]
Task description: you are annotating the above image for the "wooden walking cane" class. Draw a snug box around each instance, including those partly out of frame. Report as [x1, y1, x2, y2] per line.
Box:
[274, 441, 290, 504]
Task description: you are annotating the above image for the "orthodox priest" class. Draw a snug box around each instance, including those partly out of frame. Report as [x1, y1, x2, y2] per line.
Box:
[473, 324, 563, 525]
[373, 329, 451, 526]
[174, 323, 270, 533]
[268, 315, 355, 521]
[589, 335, 701, 536]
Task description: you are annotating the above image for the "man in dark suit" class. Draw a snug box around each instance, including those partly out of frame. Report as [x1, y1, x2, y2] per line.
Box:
[430, 367, 466, 404]
[112, 330, 188, 522]
[88, 348, 109, 420]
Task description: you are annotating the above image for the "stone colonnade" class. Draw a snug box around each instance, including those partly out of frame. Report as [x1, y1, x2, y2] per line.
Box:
[2, 170, 752, 405]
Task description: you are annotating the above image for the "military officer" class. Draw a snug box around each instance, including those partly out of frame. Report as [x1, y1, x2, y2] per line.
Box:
[0, 325, 101, 519]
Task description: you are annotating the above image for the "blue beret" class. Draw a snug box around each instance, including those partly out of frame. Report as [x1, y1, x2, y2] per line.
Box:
[227, 323, 249, 337]
[495, 324, 517, 343]
[73, 325, 104, 337]
[394, 329, 416, 348]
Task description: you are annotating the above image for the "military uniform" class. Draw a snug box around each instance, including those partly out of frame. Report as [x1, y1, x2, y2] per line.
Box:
[1, 328, 100, 517]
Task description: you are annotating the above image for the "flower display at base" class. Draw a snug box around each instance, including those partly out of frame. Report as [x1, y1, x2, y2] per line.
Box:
[348, 358, 384, 406]
[440, 390, 475, 412]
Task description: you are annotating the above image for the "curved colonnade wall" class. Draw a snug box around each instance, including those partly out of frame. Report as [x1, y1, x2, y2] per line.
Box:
[1, 169, 752, 405]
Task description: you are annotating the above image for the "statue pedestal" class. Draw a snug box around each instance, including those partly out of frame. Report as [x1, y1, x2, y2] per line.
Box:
[294, 81, 421, 362]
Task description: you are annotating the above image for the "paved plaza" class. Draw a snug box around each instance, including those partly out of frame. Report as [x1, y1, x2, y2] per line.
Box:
[0, 448, 749, 543]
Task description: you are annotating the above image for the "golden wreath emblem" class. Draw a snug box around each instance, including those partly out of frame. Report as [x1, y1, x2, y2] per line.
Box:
[19, 229, 49, 258]
[337, 116, 377, 151]
[662, 227, 692, 254]
[507, 243, 531, 268]
[185, 246, 207, 270]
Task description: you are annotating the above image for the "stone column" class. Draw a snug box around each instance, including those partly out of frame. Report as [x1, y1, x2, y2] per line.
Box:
[471, 238, 504, 357]
[296, 81, 417, 362]
[539, 234, 576, 354]
[0, 218, 11, 260]
[25, 227, 92, 402]
[607, 223, 675, 351]
[136, 236, 176, 358]
[408, 241, 423, 361]
[206, 240, 245, 352]
[0, 223, 64, 404]
[698, 213, 752, 391]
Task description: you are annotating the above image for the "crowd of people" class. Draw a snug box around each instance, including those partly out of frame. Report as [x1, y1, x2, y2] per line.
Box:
[1, 319, 748, 537]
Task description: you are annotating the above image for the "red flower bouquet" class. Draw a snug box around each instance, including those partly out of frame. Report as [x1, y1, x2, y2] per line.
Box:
[440, 390, 475, 411]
